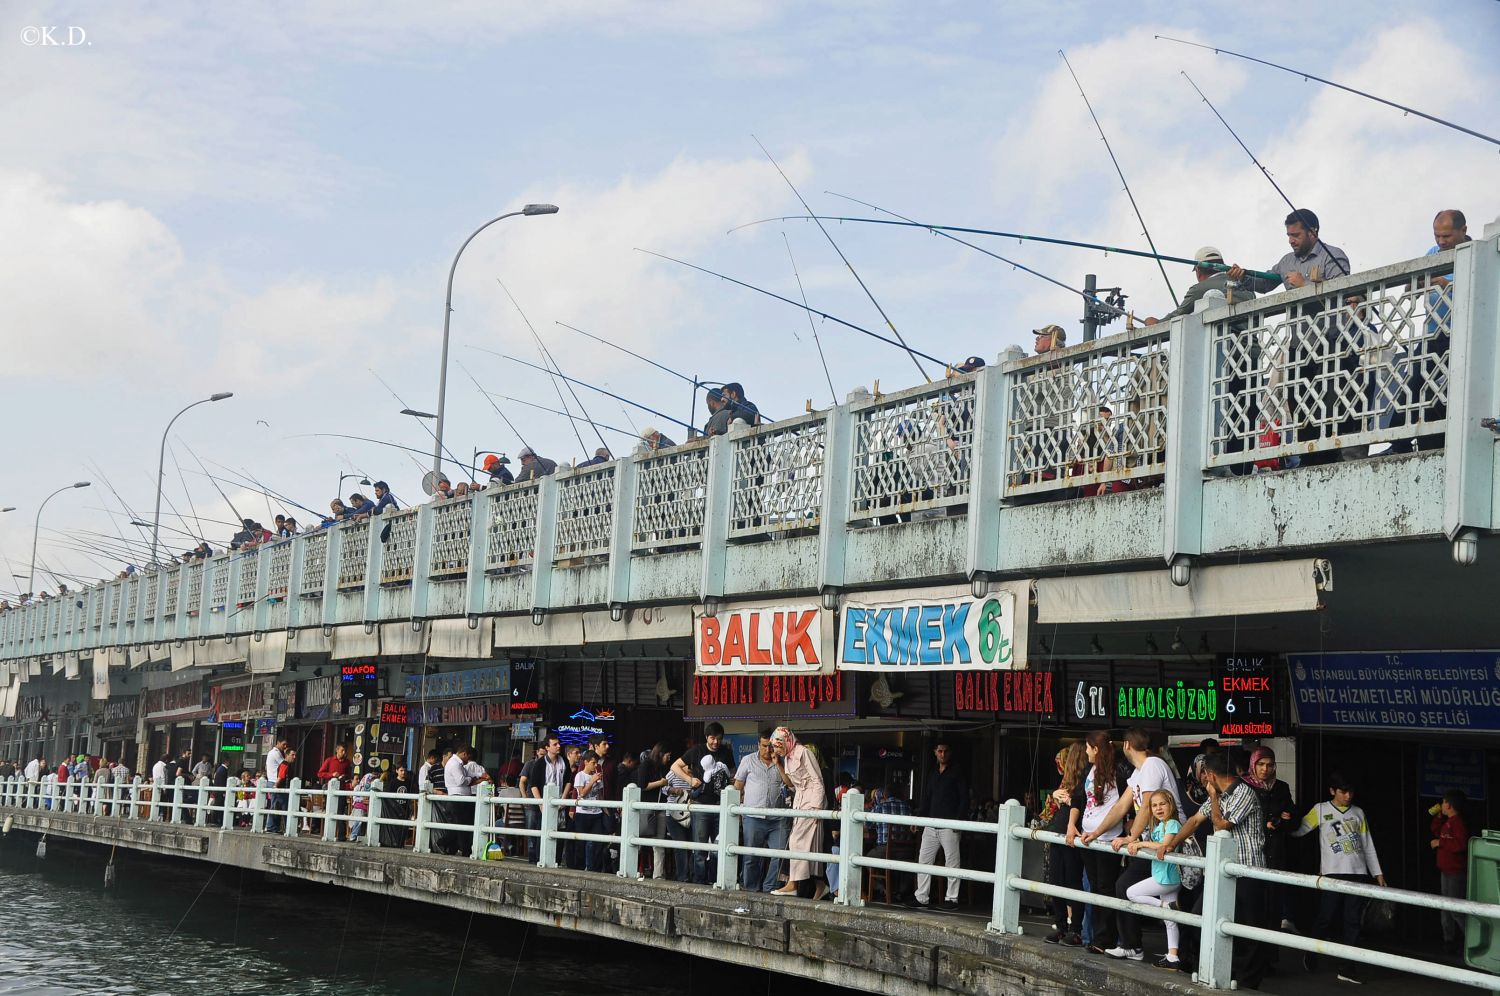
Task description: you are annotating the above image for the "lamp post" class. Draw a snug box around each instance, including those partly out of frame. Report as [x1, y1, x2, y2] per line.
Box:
[150, 393, 234, 568]
[29, 482, 91, 593]
[336, 472, 372, 501]
[432, 204, 558, 479]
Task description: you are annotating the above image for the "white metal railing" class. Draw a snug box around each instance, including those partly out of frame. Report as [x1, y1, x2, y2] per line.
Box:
[632, 443, 709, 551]
[850, 378, 976, 521]
[484, 484, 540, 571]
[429, 497, 473, 579]
[3, 775, 1495, 992]
[336, 521, 369, 590]
[235, 551, 259, 605]
[208, 555, 229, 612]
[729, 415, 826, 538]
[1208, 250, 1455, 467]
[162, 565, 181, 615]
[300, 530, 328, 596]
[1004, 326, 1170, 498]
[554, 466, 616, 561]
[266, 540, 292, 598]
[379, 509, 419, 585]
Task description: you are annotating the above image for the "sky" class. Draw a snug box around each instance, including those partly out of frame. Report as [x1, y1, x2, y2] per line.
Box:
[2, 0, 1497, 592]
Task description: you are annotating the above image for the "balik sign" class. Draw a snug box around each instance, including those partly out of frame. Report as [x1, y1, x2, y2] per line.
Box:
[695, 601, 831, 674]
[838, 583, 1029, 672]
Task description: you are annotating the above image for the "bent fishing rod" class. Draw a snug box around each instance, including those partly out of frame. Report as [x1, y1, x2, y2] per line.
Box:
[471, 345, 698, 434]
[456, 360, 534, 456]
[733, 216, 1282, 283]
[368, 368, 472, 475]
[780, 232, 839, 406]
[1180, 71, 1348, 278]
[496, 278, 609, 454]
[635, 248, 953, 370]
[755, 135, 930, 383]
[483, 391, 639, 440]
[817, 192, 1128, 320]
[1156, 35, 1500, 151]
[1060, 50, 1178, 306]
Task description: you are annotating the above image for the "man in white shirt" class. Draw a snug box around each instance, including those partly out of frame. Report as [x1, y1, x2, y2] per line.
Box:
[151, 756, 169, 783]
[445, 745, 478, 795]
[23, 756, 43, 782]
[262, 740, 286, 833]
[435, 744, 478, 856]
[1082, 728, 1185, 961]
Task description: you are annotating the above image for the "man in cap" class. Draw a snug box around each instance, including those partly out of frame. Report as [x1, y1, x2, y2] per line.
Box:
[950, 356, 986, 376]
[639, 427, 677, 452]
[578, 447, 612, 467]
[514, 446, 557, 482]
[1143, 247, 1258, 324]
[482, 454, 514, 486]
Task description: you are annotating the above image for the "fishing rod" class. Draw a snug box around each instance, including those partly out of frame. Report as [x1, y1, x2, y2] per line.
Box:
[635, 248, 953, 369]
[86, 460, 155, 551]
[472, 345, 699, 434]
[455, 360, 534, 456]
[167, 440, 211, 547]
[203, 458, 320, 520]
[553, 321, 768, 425]
[178, 439, 247, 526]
[753, 135, 931, 383]
[781, 233, 839, 406]
[821, 191, 1129, 320]
[495, 278, 608, 454]
[1180, 71, 1348, 279]
[285, 432, 441, 477]
[1059, 50, 1177, 307]
[483, 391, 638, 440]
[1156, 35, 1500, 151]
[368, 368, 471, 475]
[729, 216, 1282, 283]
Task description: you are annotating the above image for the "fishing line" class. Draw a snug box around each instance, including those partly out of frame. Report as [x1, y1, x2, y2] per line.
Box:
[781, 232, 839, 405]
[455, 360, 535, 454]
[1179, 71, 1348, 278]
[473, 346, 698, 434]
[505, 921, 531, 996]
[450, 908, 477, 996]
[165, 860, 224, 939]
[753, 134, 931, 383]
[1060, 49, 1178, 306]
[496, 278, 608, 454]
[483, 391, 637, 440]
[1156, 35, 1500, 150]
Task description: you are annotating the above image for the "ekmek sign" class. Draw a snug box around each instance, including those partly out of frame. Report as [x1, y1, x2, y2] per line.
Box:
[837, 583, 1030, 672]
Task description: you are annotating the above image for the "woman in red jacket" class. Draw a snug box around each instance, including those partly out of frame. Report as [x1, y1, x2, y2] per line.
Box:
[1430, 790, 1470, 955]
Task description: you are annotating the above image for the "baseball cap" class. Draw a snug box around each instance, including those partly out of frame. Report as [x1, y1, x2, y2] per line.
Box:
[639, 426, 658, 439]
[482, 454, 499, 470]
[1194, 246, 1224, 264]
[954, 356, 986, 373]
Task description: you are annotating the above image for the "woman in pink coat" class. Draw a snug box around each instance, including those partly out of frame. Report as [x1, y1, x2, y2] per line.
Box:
[769, 726, 828, 900]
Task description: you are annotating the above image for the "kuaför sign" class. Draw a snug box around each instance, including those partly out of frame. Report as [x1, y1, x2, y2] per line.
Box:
[837, 583, 1030, 672]
[694, 601, 832, 674]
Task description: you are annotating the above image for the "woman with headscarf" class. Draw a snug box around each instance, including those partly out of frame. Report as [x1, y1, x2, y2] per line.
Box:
[378, 763, 415, 848]
[1245, 746, 1297, 929]
[768, 726, 828, 900]
[1043, 743, 1088, 945]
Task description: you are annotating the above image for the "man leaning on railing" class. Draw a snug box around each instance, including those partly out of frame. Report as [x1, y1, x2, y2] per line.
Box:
[1153, 752, 1273, 989]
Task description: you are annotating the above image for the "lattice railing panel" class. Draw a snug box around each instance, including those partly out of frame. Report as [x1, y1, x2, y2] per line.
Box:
[555, 467, 615, 561]
[236, 554, 259, 605]
[337, 522, 369, 589]
[143, 572, 158, 619]
[208, 557, 229, 612]
[852, 379, 975, 520]
[632, 444, 709, 550]
[300, 532, 327, 597]
[162, 567, 182, 616]
[107, 581, 122, 626]
[184, 563, 203, 613]
[92, 587, 106, 628]
[729, 416, 827, 538]
[266, 541, 292, 599]
[379, 509, 419, 584]
[121, 577, 138, 626]
[1005, 329, 1169, 497]
[1208, 253, 1455, 466]
[430, 499, 473, 579]
[485, 485, 540, 570]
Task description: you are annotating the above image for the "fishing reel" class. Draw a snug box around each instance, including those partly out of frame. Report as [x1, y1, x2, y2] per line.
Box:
[1080, 283, 1128, 341]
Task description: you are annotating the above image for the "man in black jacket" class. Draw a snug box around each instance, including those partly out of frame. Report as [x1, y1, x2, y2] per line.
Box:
[905, 739, 970, 911]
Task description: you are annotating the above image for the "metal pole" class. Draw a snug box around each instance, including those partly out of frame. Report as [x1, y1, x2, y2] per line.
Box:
[29, 482, 91, 593]
[1082, 274, 1099, 342]
[433, 204, 558, 480]
[151, 394, 232, 568]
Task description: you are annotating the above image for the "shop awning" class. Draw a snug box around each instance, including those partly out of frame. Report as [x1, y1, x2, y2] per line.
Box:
[247, 631, 288, 674]
[1035, 558, 1332, 625]
[330, 625, 379, 660]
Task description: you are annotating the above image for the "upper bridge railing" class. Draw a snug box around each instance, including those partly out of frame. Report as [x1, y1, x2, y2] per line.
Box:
[2, 240, 1496, 663]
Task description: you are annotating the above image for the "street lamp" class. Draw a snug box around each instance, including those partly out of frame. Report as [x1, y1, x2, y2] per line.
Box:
[336, 472, 372, 500]
[29, 482, 91, 593]
[150, 393, 234, 568]
[432, 204, 558, 479]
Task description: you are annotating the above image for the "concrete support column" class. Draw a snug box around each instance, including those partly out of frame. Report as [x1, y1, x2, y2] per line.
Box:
[530, 479, 560, 616]
[966, 364, 1009, 581]
[816, 404, 854, 600]
[1443, 235, 1500, 549]
[1163, 314, 1211, 576]
[698, 435, 734, 605]
[606, 458, 639, 611]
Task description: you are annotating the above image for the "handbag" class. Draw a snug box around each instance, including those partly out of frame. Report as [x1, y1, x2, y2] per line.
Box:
[1177, 833, 1204, 891]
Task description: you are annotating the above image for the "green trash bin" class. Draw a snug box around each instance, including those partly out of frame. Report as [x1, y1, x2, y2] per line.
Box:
[1465, 829, 1500, 972]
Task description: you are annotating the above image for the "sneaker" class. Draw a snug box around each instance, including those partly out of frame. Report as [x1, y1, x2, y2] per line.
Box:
[1105, 946, 1145, 961]
[903, 897, 930, 911]
[1044, 930, 1064, 944]
[937, 899, 960, 913]
[1280, 918, 1298, 932]
[1337, 972, 1362, 985]
[1061, 932, 1083, 946]
[1153, 955, 1181, 971]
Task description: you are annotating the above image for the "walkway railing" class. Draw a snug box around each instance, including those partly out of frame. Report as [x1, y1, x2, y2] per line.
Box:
[4, 774, 1496, 992]
[1, 240, 1494, 661]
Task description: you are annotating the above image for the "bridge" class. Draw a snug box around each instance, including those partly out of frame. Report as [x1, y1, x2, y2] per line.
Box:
[2, 238, 1496, 671]
[4, 772, 1497, 995]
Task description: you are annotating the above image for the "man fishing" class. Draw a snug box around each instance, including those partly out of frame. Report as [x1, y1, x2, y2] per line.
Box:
[1228, 208, 1349, 292]
[1144, 247, 1257, 324]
